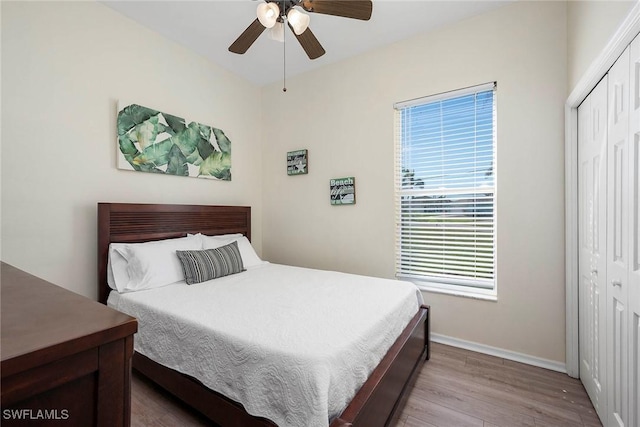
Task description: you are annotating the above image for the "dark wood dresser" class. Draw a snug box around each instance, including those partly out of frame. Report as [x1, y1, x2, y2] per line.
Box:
[1, 262, 137, 426]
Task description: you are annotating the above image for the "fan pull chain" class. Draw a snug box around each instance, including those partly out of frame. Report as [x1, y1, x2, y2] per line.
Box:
[282, 19, 287, 92]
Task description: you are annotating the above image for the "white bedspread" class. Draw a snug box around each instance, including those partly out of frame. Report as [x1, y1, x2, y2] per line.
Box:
[108, 263, 422, 427]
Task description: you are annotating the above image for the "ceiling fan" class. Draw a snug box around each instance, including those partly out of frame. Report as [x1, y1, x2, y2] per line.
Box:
[229, 0, 373, 60]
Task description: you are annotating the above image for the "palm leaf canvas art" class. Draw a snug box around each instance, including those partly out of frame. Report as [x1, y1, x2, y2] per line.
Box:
[117, 102, 231, 180]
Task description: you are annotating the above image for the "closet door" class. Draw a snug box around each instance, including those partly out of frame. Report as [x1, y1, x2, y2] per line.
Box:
[578, 76, 608, 419]
[627, 33, 640, 427]
[606, 45, 630, 427]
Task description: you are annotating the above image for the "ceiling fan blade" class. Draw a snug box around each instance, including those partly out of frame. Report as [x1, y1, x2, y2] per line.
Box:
[229, 19, 266, 54]
[300, 0, 372, 20]
[289, 24, 326, 60]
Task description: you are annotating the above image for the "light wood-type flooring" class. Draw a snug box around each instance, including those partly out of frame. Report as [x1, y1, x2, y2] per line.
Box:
[131, 342, 601, 427]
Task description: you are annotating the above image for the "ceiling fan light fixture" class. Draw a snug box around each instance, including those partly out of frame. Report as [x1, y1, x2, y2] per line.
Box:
[232, 0, 370, 60]
[287, 7, 310, 35]
[257, 2, 280, 29]
[268, 21, 285, 42]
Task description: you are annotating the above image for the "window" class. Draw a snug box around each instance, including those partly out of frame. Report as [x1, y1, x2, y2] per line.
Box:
[394, 82, 496, 297]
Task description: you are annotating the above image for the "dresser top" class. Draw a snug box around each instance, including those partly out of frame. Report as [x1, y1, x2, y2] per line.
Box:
[1, 262, 137, 376]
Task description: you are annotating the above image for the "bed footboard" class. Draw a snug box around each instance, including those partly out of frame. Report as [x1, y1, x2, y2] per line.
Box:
[330, 304, 430, 427]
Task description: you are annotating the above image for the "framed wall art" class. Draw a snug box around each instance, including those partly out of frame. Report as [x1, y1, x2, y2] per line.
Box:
[117, 101, 231, 180]
[287, 149, 308, 175]
[330, 177, 356, 205]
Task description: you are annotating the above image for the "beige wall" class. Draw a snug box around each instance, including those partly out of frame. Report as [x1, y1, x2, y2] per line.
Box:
[1, 1, 263, 299]
[567, 0, 635, 91]
[261, 1, 568, 363]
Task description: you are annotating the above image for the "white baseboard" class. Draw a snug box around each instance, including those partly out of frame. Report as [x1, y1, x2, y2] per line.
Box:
[431, 333, 567, 374]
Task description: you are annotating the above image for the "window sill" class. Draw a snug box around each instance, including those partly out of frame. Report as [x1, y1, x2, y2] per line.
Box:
[414, 282, 497, 301]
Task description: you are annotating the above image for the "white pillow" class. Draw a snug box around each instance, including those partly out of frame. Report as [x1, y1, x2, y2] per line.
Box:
[115, 235, 202, 292]
[107, 243, 132, 292]
[188, 233, 242, 245]
[199, 234, 266, 268]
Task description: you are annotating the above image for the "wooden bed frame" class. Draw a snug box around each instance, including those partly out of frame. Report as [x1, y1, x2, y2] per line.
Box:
[97, 202, 430, 427]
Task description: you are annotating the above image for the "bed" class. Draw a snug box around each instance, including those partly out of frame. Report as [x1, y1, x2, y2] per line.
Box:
[97, 202, 430, 427]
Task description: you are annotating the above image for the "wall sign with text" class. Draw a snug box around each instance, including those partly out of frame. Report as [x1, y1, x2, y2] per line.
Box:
[330, 177, 356, 205]
[287, 150, 308, 175]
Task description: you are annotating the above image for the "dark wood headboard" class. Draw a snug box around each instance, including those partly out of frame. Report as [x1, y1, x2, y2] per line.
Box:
[97, 203, 251, 304]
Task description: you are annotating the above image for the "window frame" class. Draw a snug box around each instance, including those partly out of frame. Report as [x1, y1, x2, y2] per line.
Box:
[393, 82, 497, 300]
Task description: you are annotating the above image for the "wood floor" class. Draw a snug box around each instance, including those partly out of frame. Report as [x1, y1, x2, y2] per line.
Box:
[130, 342, 602, 427]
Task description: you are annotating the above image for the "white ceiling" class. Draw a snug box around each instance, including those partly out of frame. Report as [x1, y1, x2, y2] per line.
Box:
[101, 0, 513, 87]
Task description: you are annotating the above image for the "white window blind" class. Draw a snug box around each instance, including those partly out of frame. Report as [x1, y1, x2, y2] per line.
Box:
[394, 83, 496, 291]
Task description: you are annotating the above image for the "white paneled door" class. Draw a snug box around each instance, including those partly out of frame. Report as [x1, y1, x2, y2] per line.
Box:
[579, 32, 640, 427]
[579, 75, 609, 420]
[627, 33, 640, 427]
[606, 44, 629, 427]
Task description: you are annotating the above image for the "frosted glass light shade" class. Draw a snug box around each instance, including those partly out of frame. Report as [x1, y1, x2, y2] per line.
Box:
[257, 2, 280, 28]
[268, 22, 285, 42]
[287, 8, 310, 35]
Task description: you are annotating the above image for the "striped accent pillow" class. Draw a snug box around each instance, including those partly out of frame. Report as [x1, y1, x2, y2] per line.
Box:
[176, 241, 245, 284]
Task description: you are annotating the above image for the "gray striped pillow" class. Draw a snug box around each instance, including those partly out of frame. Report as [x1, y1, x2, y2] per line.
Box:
[176, 241, 245, 284]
